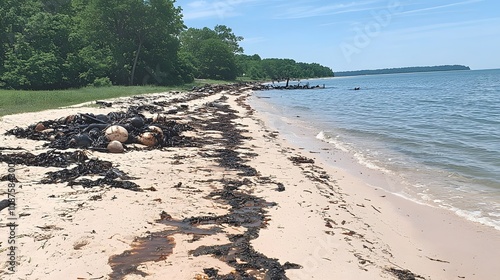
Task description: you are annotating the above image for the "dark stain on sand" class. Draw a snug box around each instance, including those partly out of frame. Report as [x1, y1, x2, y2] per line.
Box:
[108, 222, 221, 280]
[108, 232, 175, 279]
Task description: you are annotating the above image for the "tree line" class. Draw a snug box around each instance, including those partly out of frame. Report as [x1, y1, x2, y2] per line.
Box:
[335, 65, 470, 77]
[0, 0, 333, 90]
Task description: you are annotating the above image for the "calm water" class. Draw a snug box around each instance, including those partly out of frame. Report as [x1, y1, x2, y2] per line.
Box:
[253, 69, 500, 230]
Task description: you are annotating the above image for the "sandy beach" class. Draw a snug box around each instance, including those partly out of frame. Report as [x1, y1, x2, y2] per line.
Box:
[0, 85, 499, 280]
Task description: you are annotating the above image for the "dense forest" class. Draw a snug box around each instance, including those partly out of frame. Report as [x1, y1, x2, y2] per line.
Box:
[0, 0, 333, 90]
[335, 65, 470, 77]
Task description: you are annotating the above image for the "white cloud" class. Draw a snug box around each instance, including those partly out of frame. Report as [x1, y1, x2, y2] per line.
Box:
[273, 0, 384, 19]
[181, 0, 262, 20]
[385, 17, 500, 41]
[398, 0, 483, 16]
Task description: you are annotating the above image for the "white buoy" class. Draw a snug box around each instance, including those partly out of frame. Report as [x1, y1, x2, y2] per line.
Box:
[105, 125, 128, 143]
[138, 132, 157, 147]
[107, 140, 124, 153]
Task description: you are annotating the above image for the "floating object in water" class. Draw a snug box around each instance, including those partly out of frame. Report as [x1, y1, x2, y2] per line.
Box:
[107, 140, 124, 153]
[105, 125, 128, 143]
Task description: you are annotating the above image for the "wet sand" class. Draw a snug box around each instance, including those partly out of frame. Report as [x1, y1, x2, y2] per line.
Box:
[0, 86, 498, 279]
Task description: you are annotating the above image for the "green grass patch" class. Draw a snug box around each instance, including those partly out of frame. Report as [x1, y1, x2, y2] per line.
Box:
[0, 85, 192, 117]
[0, 79, 262, 117]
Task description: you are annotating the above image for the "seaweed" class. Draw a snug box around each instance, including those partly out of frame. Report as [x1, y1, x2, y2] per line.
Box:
[0, 150, 141, 191]
[108, 94, 300, 279]
[388, 268, 426, 280]
[288, 156, 315, 164]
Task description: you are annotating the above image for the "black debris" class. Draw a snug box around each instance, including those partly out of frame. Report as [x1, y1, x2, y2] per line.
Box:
[388, 268, 426, 280]
[289, 156, 315, 164]
[0, 150, 141, 191]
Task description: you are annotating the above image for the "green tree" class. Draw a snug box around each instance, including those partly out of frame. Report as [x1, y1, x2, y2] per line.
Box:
[0, 1, 77, 89]
[198, 39, 237, 80]
[74, 0, 185, 86]
[180, 25, 242, 80]
[262, 59, 300, 87]
[214, 25, 243, 54]
[235, 54, 262, 78]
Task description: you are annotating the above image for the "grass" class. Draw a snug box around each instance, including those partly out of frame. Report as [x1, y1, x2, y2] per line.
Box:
[0, 85, 178, 117]
[0, 78, 262, 117]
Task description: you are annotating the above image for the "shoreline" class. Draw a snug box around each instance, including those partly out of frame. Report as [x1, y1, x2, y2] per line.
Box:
[249, 86, 500, 232]
[0, 87, 498, 279]
[249, 93, 500, 279]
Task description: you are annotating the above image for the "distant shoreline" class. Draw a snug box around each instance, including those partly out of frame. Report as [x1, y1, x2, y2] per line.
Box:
[335, 65, 470, 77]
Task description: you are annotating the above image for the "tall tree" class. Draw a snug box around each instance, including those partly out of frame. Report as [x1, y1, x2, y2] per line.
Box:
[75, 0, 185, 86]
[214, 25, 243, 54]
[262, 59, 300, 87]
[0, 0, 77, 89]
[198, 39, 237, 80]
[179, 25, 242, 80]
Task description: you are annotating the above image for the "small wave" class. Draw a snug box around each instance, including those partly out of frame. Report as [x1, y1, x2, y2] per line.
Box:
[316, 131, 392, 173]
[452, 208, 500, 231]
[316, 131, 349, 152]
[292, 105, 311, 111]
[353, 152, 392, 173]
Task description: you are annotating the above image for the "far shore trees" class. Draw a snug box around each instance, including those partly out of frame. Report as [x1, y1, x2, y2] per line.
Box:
[237, 56, 334, 85]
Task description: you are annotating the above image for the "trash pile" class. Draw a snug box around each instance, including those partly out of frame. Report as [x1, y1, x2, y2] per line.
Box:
[5, 106, 193, 153]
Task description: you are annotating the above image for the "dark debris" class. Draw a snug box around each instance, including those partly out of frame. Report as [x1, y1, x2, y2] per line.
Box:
[388, 268, 426, 280]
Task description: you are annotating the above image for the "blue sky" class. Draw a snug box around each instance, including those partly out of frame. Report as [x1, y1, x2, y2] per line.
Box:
[175, 0, 500, 71]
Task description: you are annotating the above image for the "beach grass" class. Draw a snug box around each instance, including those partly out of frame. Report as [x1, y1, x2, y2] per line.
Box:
[0, 86, 177, 117]
[0, 78, 260, 117]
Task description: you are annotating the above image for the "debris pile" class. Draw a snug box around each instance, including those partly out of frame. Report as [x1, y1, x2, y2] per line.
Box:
[6, 108, 193, 153]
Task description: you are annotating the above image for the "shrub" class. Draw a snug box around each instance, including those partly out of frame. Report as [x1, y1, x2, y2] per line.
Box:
[92, 77, 112, 87]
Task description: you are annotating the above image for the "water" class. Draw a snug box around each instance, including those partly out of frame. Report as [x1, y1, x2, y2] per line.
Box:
[251, 69, 500, 230]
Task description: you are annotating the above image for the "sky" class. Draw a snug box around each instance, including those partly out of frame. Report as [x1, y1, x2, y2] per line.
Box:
[175, 0, 500, 72]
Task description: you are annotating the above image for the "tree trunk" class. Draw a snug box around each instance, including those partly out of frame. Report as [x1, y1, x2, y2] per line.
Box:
[130, 40, 143, 86]
[285, 77, 290, 88]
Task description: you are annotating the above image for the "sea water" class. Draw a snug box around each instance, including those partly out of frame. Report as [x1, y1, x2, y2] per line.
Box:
[251, 69, 500, 230]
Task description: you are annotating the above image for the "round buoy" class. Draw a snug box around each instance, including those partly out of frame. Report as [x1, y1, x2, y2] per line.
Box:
[105, 125, 128, 143]
[107, 140, 124, 153]
[35, 123, 46, 132]
[130, 116, 144, 128]
[138, 132, 157, 147]
[65, 115, 76, 124]
[148, 126, 163, 136]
